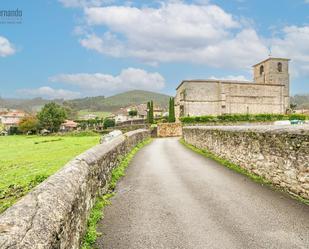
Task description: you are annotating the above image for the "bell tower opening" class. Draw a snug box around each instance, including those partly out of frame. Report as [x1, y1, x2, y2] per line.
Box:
[253, 57, 290, 113]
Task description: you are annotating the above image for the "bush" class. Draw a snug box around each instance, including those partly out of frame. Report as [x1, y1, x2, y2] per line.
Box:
[19, 116, 39, 134]
[103, 118, 115, 129]
[59, 130, 99, 137]
[37, 102, 67, 132]
[180, 113, 309, 124]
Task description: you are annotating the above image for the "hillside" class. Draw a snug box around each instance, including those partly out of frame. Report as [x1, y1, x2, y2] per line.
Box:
[0, 97, 63, 113]
[291, 94, 309, 109]
[66, 90, 171, 112]
[0, 90, 171, 113]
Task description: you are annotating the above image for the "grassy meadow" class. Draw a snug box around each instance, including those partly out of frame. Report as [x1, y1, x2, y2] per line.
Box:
[0, 135, 99, 213]
[78, 110, 111, 119]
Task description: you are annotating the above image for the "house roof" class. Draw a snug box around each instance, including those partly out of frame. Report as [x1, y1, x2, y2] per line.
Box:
[2, 118, 20, 125]
[176, 79, 254, 90]
[62, 120, 78, 128]
[2, 111, 26, 118]
[252, 57, 290, 67]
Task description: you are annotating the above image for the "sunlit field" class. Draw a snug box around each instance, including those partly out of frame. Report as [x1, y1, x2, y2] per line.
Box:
[0, 135, 99, 213]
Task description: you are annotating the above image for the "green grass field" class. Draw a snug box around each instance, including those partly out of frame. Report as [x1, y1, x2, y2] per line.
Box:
[78, 110, 111, 119]
[0, 135, 99, 213]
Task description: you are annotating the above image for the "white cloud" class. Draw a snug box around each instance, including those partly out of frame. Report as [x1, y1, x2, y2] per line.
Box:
[49, 68, 166, 93]
[18, 87, 81, 99]
[271, 26, 309, 76]
[58, 0, 113, 8]
[78, 2, 268, 68]
[0, 36, 16, 57]
[209, 75, 250, 81]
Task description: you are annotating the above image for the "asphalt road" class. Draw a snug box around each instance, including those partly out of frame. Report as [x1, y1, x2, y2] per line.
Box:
[96, 138, 309, 249]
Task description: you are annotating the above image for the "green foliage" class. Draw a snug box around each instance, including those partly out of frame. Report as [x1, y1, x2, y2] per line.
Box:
[180, 113, 309, 124]
[103, 118, 115, 129]
[147, 101, 154, 124]
[109, 139, 152, 191]
[75, 118, 105, 130]
[81, 138, 152, 248]
[66, 90, 170, 112]
[168, 97, 176, 123]
[128, 109, 138, 117]
[179, 139, 267, 184]
[62, 102, 78, 120]
[59, 130, 99, 137]
[0, 135, 99, 213]
[18, 116, 39, 134]
[0, 123, 5, 132]
[8, 126, 21, 135]
[37, 102, 67, 132]
[81, 194, 113, 249]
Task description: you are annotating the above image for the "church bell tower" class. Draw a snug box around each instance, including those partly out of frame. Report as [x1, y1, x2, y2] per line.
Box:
[253, 57, 290, 112]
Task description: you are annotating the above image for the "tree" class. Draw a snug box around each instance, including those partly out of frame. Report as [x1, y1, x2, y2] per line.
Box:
[37, 102, 67, 132]
[103, 118, 115, 129]
[147, 101, 150, 123]
[19, 116, 39, 134]
[147, 101, 154, 124]
[0, 123, 5, 132]
[128, 109, 138, 117]
[62, 102, 78, 120]
[168, 97, 176, 123]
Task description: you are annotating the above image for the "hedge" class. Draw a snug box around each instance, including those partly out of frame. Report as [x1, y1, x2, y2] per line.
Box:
[180, 114, 309, 124]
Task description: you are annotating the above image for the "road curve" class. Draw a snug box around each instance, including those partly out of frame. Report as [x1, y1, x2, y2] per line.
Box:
[96, 138, 309, 249]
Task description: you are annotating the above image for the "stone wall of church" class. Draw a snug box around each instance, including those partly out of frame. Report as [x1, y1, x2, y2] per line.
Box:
[175, 80, 286, 117]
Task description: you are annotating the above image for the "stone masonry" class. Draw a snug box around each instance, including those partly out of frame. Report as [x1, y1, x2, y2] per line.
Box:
[157, 123, 182, 137]
[183, 125, 309, 200]
[0, 129, 150, 249]
[175, 58, 290, 118]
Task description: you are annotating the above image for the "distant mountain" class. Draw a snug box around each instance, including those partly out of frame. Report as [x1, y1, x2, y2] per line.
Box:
[0, 97, 63, 113]
[66, 90, 171, 112]
[291, 94, 309, 109]
[0, 90, 171, 113]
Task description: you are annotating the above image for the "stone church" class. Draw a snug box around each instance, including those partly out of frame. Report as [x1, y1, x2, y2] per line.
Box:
[175, 57, 290, 118]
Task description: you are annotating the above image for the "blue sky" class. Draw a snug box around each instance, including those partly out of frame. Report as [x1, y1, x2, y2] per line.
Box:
[0, 0, 309, 99]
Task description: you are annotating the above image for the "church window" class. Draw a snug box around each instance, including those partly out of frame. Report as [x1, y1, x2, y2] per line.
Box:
[259, 65, 264, 75]
[277, 62, 282, 72]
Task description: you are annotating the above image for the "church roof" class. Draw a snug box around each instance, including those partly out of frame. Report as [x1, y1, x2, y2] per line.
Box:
[252, 57, 290, 67]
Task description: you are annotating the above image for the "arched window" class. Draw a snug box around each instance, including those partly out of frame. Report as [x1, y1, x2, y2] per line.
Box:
[260, 65, 264, 75]
[277, 62, 282, 72]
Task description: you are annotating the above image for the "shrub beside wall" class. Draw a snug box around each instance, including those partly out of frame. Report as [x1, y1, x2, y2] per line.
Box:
[180, 114, 309, 124]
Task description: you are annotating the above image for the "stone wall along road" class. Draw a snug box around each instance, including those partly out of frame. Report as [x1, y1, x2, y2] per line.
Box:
[183, 125, 309, 199]
[0, 129, 150, 249]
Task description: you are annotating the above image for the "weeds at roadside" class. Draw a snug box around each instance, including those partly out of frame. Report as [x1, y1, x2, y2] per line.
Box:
[179, 138, 309, 206]
[81, 138, 152, 249]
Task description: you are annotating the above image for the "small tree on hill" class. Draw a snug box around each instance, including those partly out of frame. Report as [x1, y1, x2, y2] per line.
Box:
[37, 102, 67, 132]
[19, 116, 39, 134]
[168, 97, 176, 123]
[128, 109, 138, 117]
[147, 101, 154, 124]
[103, 118, 115, 129]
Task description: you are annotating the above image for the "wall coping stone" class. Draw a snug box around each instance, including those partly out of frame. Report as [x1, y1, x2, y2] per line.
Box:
[183, 125, 309, 135]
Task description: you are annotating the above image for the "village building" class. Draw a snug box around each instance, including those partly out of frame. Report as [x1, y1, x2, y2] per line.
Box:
[175, 58, 290, 118]
[60, 120, 78, 132]
[113, 103, 165, 124]
[0, 110, 26, 129]
[113, 104, 148, 124]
